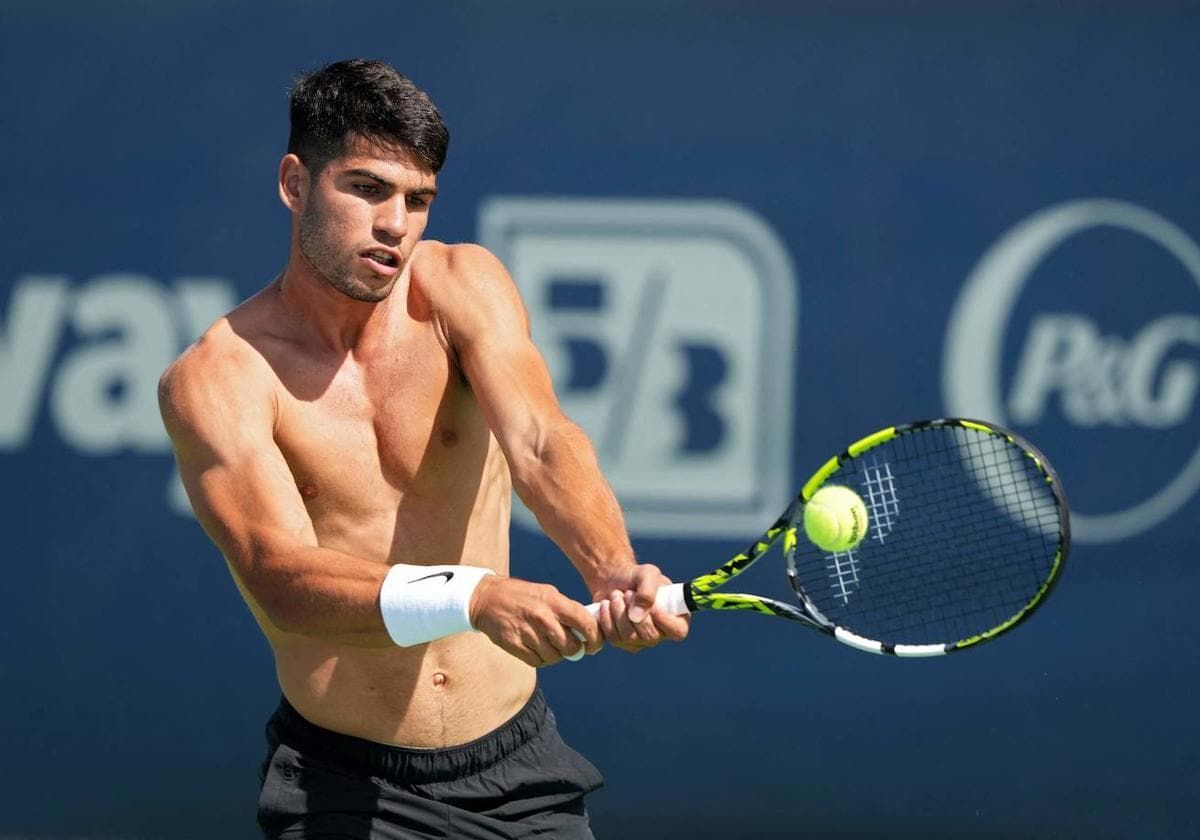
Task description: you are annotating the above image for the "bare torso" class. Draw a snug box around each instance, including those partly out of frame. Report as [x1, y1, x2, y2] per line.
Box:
[221, 241, 534, 747]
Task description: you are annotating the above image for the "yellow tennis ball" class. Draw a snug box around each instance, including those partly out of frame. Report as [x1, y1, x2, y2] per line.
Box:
[803, 485, 869, 552]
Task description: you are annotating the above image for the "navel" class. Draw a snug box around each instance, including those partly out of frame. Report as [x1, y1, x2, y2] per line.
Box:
[439, 428, 458, 447]
[432, 672, 447, 687]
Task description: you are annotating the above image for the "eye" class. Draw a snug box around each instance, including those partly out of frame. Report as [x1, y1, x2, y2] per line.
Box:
[407, 195, 431, 210]
[354, 183, 380, 196]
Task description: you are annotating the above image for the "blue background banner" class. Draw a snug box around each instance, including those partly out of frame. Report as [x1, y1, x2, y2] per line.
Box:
[2, 2, 1198, 837]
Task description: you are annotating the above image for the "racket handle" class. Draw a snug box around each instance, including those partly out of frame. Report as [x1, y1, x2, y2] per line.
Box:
[567, 583, 689, 661]
[582, 582, 690, 618]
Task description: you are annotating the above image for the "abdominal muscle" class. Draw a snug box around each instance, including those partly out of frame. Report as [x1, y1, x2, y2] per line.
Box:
[272, 630, 536, 748]
[255, 448, 537, 748]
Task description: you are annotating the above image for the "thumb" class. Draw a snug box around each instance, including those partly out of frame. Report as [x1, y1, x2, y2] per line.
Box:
[627, 585, 655, 623]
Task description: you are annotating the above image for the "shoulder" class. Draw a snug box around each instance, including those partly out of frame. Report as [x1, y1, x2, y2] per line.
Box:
[160, 285, 284, 406]
[410, 241, 529, 347]
[411, 241, 513, 296]
[159, 312, 277, 444]
[160, 317, 261, 394]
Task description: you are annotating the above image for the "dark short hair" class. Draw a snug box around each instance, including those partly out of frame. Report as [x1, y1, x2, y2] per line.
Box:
[287, 59, 449, 174]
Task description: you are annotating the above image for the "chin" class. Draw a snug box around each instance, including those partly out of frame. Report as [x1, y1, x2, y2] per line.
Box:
[346, 284, 394, 303]
[328, 273, 396, 303]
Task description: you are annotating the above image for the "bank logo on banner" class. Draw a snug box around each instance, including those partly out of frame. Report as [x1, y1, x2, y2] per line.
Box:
[943, 199, 1200, 543]
[479, 198, 798, 537]
[0, 273, 237, 515]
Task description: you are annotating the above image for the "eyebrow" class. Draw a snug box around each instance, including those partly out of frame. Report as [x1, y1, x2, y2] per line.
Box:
[344, 168, 438, 196]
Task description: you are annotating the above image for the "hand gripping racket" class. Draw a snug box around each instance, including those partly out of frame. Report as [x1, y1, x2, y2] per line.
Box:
[583, 418, 1069, 657]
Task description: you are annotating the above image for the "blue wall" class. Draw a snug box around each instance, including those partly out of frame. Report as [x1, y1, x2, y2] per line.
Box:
[2, 2, 1198, 837]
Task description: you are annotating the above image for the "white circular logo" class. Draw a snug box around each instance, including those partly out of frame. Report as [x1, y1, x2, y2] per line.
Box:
[943, 199, 1200, 543]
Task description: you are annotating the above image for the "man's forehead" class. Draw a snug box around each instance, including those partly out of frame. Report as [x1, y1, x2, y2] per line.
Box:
[330, 137, 435, 182]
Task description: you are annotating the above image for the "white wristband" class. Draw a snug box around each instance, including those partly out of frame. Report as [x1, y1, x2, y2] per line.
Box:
[378, 564, 495, 647]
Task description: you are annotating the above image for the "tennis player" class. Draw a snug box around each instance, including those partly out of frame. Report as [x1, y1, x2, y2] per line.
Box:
[159, 59, 688, 839]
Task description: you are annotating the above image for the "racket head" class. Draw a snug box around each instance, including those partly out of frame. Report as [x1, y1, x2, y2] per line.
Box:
[684, 498, 824, 625]
[785, 418, 1069, 656]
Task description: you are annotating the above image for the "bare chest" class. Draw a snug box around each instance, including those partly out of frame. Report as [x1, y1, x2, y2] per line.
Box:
[271, 341, 497, 534]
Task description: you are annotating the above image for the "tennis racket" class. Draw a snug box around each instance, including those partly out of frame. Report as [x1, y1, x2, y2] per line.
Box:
[585, 417, 1069, 657]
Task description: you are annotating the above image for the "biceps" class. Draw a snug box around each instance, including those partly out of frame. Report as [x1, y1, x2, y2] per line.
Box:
[178, 445, 317, 566]
[462, 336, 566, 458]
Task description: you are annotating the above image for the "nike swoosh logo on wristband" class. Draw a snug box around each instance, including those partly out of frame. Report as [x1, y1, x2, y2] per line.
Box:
[410, 570, 455, 584]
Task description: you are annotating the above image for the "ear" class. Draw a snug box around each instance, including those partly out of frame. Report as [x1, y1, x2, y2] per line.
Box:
[278, 154, 309, 212]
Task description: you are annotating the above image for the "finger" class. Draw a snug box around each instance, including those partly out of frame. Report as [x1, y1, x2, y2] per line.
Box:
[652, 610, 690, 642]
[560, 620, 588, 661]
[610, 588, 662, 647]
[626, 566, 661, 623]
[607, 589, 626, 630]
[623, 588, 643, 639]
[524, 627, 562, 668]
[495, 627, 542, 668]
[543, 619, 581, 664]
[595, 597, 616, 642]
[564, 638, 586, 662]
[631, 606, 662, 643]
[549, 626, 583, 663]
[562, 600, 602, 655]
[608, 590, 639, 648]
[508, 642, 543, 668]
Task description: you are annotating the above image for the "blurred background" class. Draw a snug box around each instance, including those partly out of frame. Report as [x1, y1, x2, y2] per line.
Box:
[2, 1, 1198, 837]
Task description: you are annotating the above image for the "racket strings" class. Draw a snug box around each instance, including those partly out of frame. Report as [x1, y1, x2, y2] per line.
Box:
[789, 426, 1063, 646]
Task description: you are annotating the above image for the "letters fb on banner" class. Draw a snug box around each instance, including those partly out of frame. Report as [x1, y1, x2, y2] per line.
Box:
[479, 197, 799, 538]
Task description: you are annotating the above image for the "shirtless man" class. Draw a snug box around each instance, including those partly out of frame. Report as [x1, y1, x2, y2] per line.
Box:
[158, 59, 688, 839]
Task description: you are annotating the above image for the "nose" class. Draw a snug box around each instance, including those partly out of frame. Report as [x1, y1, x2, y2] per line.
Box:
[374, 197, 408, 243]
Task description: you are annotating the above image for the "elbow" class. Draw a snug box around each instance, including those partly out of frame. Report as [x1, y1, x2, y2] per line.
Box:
[260, 596, 307, 636]
[257, 574, 312, 637]
[234, 550, 307, 635]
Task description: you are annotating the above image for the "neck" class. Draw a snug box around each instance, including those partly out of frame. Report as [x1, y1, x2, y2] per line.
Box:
[275, 246, 401, 353]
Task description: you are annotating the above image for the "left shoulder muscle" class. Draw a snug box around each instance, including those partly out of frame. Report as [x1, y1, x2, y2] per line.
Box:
[413, 242, 532, 356]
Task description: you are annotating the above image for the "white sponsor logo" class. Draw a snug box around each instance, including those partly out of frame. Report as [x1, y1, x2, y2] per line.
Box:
[943, 199, 1200, 543]
[0, 273, 237, 514]
[479, 198, 798, 536]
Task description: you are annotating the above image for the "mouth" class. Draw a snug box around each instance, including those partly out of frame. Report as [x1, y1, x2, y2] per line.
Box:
[360, 248, 400, 271]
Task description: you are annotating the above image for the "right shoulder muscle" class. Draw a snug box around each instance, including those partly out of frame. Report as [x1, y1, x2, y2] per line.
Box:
[159, 323, 316, 566]
[159, 323, 274, 456]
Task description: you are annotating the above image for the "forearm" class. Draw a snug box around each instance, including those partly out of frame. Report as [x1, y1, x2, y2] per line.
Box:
[510, 420, 636, 591]
[237, 543, 395, 647]
[238, 544, 495, 650]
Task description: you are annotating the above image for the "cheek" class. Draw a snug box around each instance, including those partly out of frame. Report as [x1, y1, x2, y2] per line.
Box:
[408, 213, 431, 240]
[309, 199, 362, 241]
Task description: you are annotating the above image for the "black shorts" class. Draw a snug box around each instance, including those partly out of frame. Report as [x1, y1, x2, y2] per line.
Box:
[257, 689, 605, 839]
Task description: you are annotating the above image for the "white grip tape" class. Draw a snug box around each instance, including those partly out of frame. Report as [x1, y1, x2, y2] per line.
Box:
[582, 582, 690, 618]
[379, 564, 495, 647]
[568, 583, 690, 661]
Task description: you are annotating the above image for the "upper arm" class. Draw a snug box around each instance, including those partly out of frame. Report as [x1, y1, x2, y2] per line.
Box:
[427, 245, 569, 477]
[158, 335, 317, 579]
